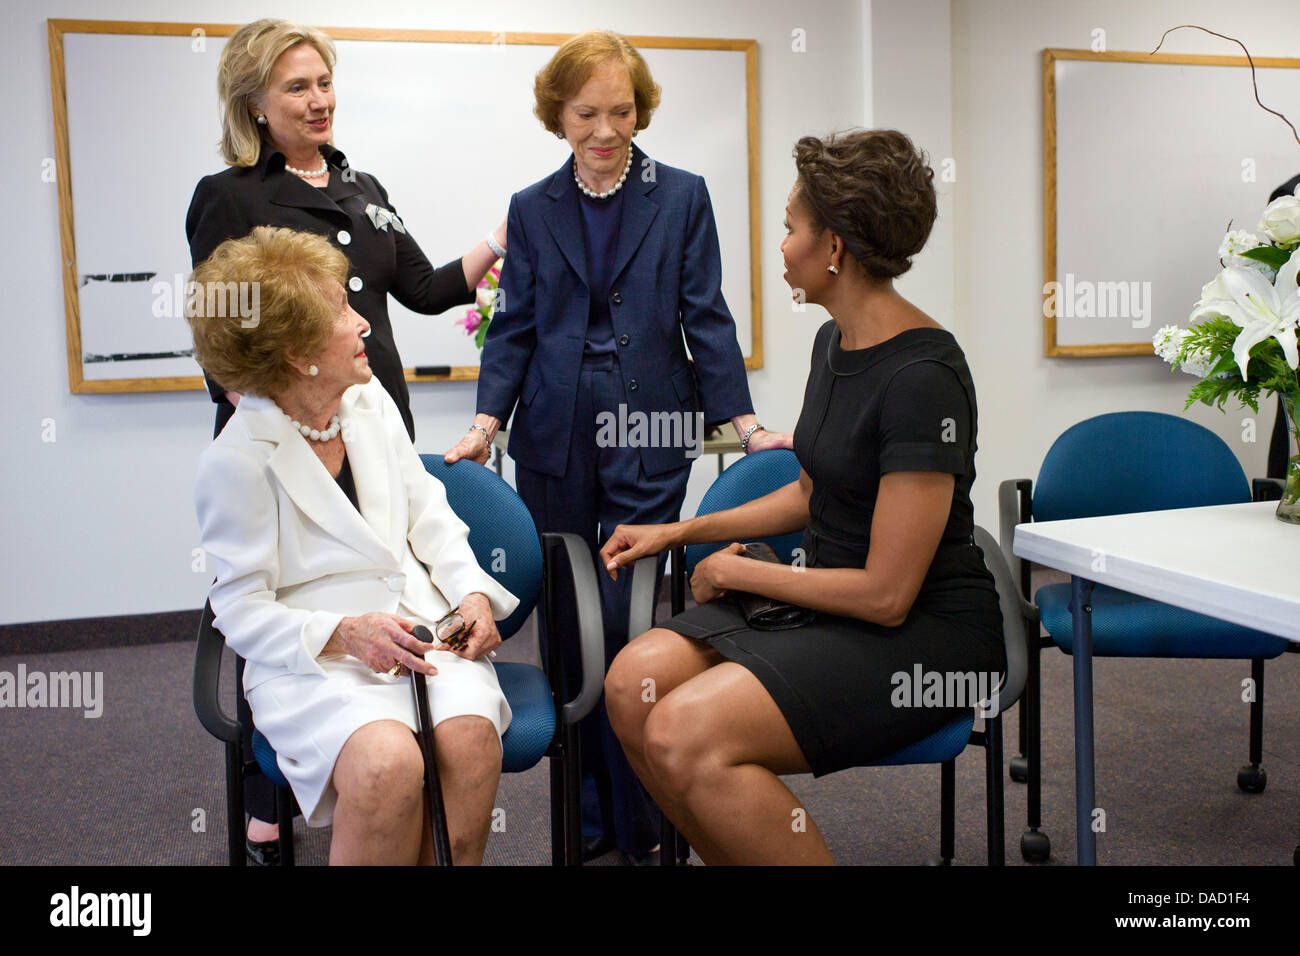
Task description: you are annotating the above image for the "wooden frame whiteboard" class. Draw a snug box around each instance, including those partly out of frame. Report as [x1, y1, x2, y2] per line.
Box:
[1043, 48, 1300, 357]
[48, 19, 762, 393]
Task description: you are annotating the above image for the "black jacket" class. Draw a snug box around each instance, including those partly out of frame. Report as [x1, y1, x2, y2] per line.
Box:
[186, 143, 473, 439]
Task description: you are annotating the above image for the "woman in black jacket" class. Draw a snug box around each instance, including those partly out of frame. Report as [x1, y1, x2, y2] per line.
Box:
[187, 18, 506, 441]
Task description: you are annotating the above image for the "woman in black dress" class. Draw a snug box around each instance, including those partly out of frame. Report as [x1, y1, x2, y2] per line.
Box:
[599, 130, 1004, 865]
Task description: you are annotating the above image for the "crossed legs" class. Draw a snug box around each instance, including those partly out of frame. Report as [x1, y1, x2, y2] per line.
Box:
[329, 715, 500, 866]
[605, 628, 835, 865]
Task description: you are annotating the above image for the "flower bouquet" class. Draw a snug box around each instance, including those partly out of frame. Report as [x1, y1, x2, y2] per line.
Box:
[1153, 190, 1300, 521]
[455, 260, 502, 350]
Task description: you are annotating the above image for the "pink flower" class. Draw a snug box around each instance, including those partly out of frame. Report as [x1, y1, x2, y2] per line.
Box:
[488, 265, 501, 281]
[458, 309, 483, 334]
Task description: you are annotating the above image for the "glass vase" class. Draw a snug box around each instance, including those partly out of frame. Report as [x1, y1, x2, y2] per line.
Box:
[1278, 394, 1300, 524]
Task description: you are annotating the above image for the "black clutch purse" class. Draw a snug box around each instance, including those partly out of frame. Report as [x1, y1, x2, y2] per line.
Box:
[730, 542, 816, 631]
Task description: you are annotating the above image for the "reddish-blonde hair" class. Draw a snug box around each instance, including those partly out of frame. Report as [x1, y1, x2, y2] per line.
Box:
[533, 30, 661, 135]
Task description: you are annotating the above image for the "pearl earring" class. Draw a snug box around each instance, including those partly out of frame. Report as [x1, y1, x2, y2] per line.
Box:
[308, 364, 318, 376]
[827, 265, 839, 275]
[257, 114, 267, 125]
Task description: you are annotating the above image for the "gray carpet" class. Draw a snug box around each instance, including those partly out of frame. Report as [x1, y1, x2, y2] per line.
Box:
[2, 584, 1297, 866]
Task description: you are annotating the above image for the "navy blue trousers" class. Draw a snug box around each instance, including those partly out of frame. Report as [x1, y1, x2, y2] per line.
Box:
[515, 354, 690, 857]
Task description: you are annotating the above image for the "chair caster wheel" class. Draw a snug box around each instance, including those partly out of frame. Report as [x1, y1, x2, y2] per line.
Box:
[1021, 828, 1050, 863]
[1237, 764, 1267, 794]
[1009, 756, 1028, 784]
[925, 855, 952, 866]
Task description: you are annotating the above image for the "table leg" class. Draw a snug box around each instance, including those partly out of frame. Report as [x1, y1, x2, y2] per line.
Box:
[1071, 575, 1097, 866]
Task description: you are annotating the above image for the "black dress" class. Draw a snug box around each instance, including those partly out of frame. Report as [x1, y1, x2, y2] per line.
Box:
[661, 321, 1005, 776]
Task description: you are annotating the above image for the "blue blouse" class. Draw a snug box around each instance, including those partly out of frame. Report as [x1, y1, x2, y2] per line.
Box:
[578, 186, 627, 355]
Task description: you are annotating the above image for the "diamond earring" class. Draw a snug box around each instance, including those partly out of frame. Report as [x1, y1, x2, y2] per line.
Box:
[257, 114, 267, 125]
[308, 364, 318, 376]
[827, 265, 839, 275]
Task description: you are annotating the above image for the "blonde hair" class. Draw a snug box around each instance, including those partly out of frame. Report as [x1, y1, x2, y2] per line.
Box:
[533, 30, 661, 136]
[188, 227, 349, 397]
[217, 19, 337, 166]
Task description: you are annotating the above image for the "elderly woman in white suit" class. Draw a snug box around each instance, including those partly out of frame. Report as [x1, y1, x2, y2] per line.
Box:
[190, 226, 517, 865]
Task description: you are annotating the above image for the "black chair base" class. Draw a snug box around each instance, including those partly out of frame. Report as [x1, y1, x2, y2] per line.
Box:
[1236, 764, 1268, 794]
[1021, 827, 1051, 863]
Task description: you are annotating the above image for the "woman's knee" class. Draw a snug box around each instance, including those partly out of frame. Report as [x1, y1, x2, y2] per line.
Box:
[641, 692, 718, 793]
[335, 721, 424, 809]
[434, 716, 501, 779]
[605, 628, 682, 734]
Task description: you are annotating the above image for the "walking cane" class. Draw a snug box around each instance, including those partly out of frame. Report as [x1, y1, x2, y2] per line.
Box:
[410, 624, 453, 866]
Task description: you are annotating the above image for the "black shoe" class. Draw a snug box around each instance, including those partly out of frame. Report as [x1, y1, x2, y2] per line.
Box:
[246, 837, 281, 867]
[581, 834, 615, 862]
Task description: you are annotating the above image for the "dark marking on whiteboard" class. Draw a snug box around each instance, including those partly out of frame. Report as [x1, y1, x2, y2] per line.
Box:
[79, 272, 157, 287]
[84, 349, 194, 364]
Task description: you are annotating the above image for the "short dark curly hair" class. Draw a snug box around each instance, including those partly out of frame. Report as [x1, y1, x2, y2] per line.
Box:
[792, 129, 936, 280]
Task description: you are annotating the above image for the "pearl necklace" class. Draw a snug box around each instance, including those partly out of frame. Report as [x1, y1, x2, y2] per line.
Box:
[278, 405, 341, 442]
[285, 158, 329, 179]
[574, 148, 633, 199]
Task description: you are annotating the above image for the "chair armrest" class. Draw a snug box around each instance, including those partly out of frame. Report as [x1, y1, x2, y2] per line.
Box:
[192, 601, 239, 744]
[1252, 476, 1285, 502]
[997, 478, 1033, 598]
[628, 555, 660, 640]
[542, 532, 606, 726]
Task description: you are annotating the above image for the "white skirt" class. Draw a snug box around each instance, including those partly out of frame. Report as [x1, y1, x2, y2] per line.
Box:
[246, 649, 512, 827]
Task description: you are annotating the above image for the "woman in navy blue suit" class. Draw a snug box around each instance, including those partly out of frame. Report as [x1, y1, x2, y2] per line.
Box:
[445, 30, 790, 863]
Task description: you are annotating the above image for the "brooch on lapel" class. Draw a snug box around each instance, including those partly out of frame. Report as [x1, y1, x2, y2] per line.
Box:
[364, 203, 406, 234]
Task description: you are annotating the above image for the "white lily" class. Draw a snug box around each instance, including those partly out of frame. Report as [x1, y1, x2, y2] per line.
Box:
[1189, 250, 1300, 380]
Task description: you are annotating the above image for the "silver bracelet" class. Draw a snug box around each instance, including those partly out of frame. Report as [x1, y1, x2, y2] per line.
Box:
[485, 231, 506, 259]
[469, 423, 491, 448]
[740, 422, 764, 453]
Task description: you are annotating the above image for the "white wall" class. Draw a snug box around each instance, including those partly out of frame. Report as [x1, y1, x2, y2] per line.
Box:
[0, 0, 866, 625]
[948, 0, 1300, 528]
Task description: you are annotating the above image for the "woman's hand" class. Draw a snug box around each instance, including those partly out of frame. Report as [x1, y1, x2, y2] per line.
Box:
[689, 542, 746, 605]
[745, 428, 793, 453]
[442, 592, 502, 661]
[599, 522, 682, 581]
[333, 613, 438, 676]
[443, 414, 500, 466]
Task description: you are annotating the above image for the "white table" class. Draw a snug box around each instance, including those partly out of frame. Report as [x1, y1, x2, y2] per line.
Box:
[1013, 501, 1300, 865]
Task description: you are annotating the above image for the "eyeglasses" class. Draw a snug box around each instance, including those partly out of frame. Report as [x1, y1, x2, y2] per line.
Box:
[434, 610, 473, 652]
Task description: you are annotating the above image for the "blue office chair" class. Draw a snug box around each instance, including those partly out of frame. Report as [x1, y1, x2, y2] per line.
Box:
[999, 411, 1292, 863]
[629, 450, 1033, 865]
[193, 457, 604, 865]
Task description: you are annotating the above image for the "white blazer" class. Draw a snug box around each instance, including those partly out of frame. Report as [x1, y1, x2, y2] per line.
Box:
[194, 377, 519, 695]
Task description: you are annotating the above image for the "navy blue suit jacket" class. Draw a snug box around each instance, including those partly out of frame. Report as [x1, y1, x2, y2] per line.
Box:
[476, 143, 754, 478]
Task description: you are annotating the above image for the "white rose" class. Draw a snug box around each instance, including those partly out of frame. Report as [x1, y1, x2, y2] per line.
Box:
[1217, 229, 1264, 259]
[1257, 196, 1300, 246]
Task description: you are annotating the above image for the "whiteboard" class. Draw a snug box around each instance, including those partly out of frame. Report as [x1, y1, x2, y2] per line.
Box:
[1045, 49, 1300, 356]
[50, 21, 760, 392]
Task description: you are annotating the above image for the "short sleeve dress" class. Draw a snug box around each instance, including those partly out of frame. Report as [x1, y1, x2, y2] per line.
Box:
[660, 321, 1005, 776]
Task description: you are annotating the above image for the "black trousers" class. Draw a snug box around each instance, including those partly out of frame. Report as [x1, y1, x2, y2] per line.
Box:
[515, 353, 691, 857]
